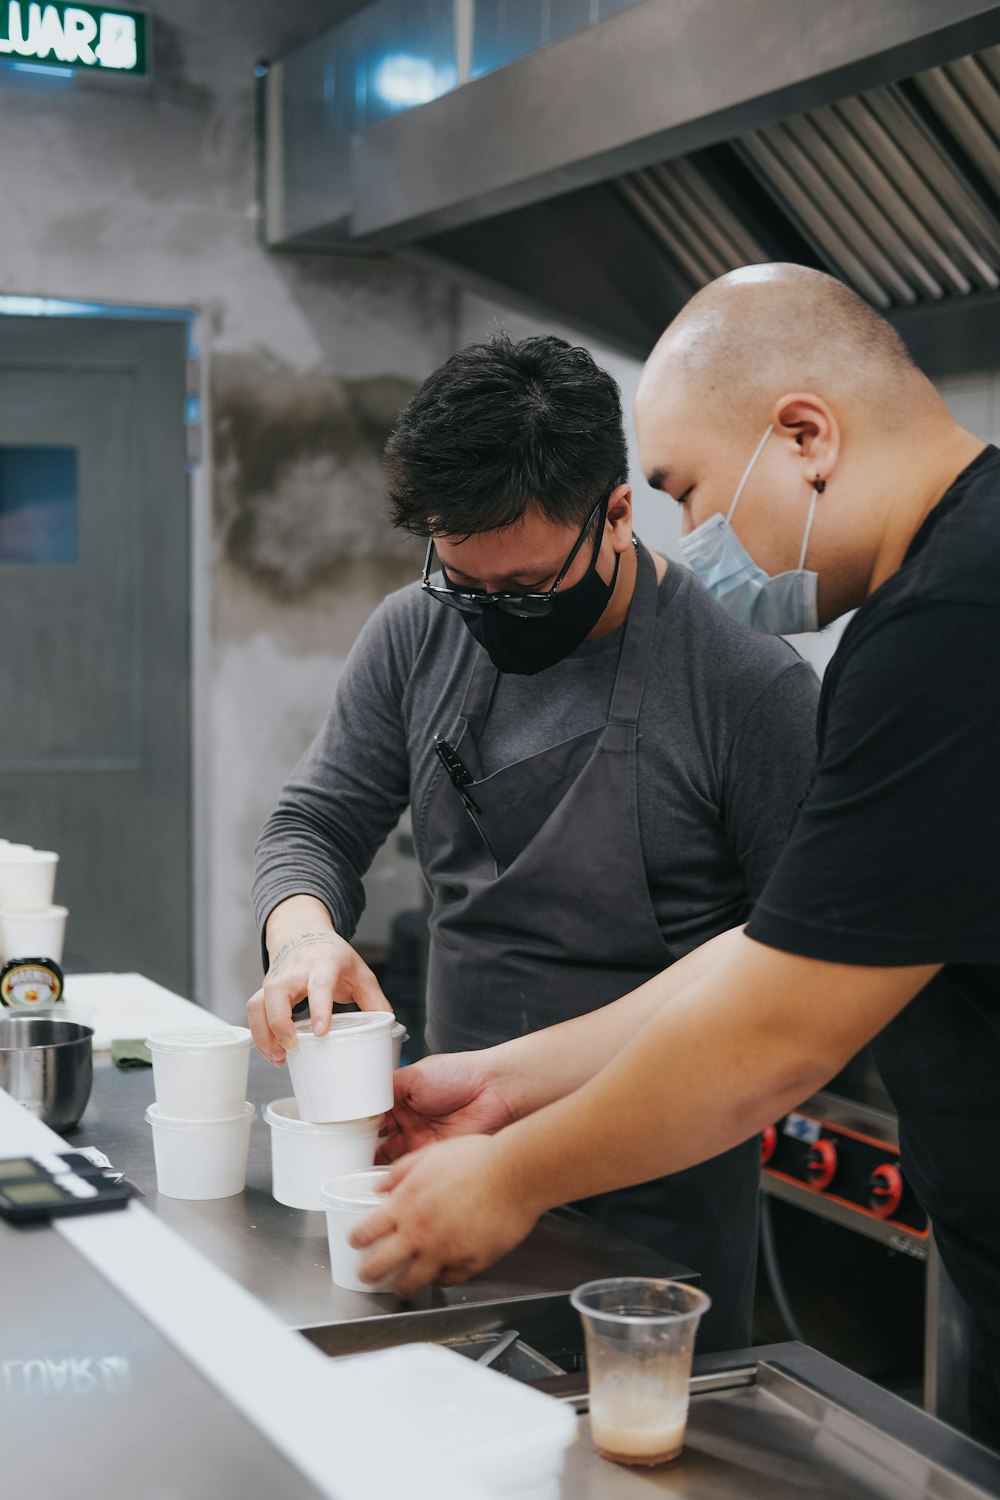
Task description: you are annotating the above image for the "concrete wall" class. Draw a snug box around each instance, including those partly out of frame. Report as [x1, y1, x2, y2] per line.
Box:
[0, 0, 457, 1018]
[0, 0, 661, 1021]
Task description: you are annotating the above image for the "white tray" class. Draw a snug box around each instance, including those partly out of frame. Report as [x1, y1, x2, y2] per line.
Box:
[60, 971, 226, 1051]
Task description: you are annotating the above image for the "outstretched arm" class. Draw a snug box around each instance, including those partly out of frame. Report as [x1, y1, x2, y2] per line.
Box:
[355, 933, 938, 1294]
[381, 926, 747, 1156]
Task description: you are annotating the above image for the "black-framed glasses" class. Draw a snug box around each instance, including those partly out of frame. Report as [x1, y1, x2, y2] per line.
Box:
[421, 488, 612, 620]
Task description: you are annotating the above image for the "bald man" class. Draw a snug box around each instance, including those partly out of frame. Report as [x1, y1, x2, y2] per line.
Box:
[352, 266, 1000, 1443]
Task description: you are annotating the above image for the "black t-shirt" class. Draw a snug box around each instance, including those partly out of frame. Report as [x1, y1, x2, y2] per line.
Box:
[747, 444, 1000, 1411]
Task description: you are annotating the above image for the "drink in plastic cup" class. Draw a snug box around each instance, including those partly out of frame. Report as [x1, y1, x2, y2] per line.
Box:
[145, 1101, 255, 1199]
[146, 1026, 252, 1119]
[320, 1166, 397, 1292]
[265, 1096, 383, 1210]
[1, 905, 68, 964]
[286, 1013, 394, 1123]
[571, 1277, 711, 1467]
[0, 849, 58, 912]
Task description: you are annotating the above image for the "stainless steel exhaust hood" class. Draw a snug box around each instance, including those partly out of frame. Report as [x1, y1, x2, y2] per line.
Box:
[264, 0, 1000, 369]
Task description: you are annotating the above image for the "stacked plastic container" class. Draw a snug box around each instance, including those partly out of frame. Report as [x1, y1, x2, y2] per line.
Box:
[144, 1026, 255, 1199]
[267, 1011, 403, 1291]
[0, 841, 67, 964]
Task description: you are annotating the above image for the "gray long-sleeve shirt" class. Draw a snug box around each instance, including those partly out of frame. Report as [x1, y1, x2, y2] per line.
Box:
[253, 561, 820, 964]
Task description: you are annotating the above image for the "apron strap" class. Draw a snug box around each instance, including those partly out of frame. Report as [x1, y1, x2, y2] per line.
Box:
[461, 538, 660, 739]
[607, 540, 658, 728]
[461, 633, 502, 738]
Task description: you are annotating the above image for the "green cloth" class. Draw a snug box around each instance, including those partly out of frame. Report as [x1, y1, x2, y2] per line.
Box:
[111, 1038, 152, 1069]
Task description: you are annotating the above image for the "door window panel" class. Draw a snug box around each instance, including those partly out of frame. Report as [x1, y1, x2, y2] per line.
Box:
[0, 445, 78, 564]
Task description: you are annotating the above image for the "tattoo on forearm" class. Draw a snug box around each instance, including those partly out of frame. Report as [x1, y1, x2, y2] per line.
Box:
[269, 932, 340, 971]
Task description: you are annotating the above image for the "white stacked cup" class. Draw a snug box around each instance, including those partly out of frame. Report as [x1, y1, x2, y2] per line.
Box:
[144, 1027, 254, 1199]
[264, 1098, 384, 1211]
[285, 1013, 395, 1123]
[268, 1012, 397, 1288]
[321, 1167, 398, 1292]
[0, 844, 67, 964]
[390, 1020, 409, 1069]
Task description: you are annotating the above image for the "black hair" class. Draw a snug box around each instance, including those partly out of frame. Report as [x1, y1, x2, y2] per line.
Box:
[385, 333, 628, 537]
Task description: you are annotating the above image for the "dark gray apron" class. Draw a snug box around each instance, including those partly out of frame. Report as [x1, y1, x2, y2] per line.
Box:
[417, 543, 759, 1351]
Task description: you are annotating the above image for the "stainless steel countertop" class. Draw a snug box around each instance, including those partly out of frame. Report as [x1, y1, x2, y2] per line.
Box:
[68, 1053, 689, 1332]
[14, 1058, 1000, 1498]
[0, 1214, 327, 1498]
[558, 1345, 1000, 1498]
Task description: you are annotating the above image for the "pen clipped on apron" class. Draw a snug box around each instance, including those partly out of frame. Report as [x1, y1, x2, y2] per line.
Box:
[434, 736, 504, 878]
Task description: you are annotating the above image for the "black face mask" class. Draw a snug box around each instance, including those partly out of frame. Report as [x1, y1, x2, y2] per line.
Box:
[460, 537, 621, 676]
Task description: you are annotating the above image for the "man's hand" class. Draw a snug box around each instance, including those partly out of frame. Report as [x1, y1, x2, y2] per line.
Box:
[248, 907, 391, 1063]
[350, 1135, 539, 1298]
[378, 1051, 516, 1162]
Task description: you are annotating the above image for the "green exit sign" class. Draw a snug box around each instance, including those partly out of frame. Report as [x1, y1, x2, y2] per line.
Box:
[0, 3, 148, 74]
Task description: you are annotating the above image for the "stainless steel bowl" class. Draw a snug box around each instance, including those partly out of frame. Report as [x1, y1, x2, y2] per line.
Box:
[0, 1015, 94, 1131]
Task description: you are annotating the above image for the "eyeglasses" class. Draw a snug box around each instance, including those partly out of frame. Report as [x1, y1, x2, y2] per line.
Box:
[421, 489, 611, 620]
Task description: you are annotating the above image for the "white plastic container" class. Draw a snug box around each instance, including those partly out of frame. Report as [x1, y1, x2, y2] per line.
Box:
[264, 1096, 383, 1211]
[145, 1101, 255, 1200]
[391, 1021, 409, 1068]
[325, 1343, 578, 1499]
[321, 1167, 397, 1292]
[286, 1013, 394, 1123]
[146, 1025, 252, 1120]
[1, 904, 68, 963]
[0, 849, 57, 912]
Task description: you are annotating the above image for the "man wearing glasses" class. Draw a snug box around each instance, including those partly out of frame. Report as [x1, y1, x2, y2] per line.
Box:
[250, 332, 819, 1350]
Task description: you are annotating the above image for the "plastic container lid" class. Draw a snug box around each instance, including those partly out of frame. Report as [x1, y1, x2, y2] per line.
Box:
[145, 1101, 256, 1129]
[320, 1166, 392, 1208]
[146, 1025, 252, 1053]
[0, 904, 69, 919]
[293, 1013, 394, 1046]
[324, 1344, 577, 1494]
[264, 1097, 383, 1135]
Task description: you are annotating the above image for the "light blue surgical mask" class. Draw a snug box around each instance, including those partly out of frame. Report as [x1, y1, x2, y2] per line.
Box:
[679, 424, 820, 635]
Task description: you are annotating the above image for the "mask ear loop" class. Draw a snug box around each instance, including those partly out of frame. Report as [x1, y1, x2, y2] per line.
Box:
[727, 424, 774, 523]
[797, 480, 821, 570]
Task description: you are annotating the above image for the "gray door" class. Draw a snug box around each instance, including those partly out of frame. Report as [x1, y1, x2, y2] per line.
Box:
[0, 315, 192, 992]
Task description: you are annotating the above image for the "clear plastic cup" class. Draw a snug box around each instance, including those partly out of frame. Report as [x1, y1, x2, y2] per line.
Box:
[145, 1101, 255, 1199]
[146, 1026, 252, 1119]
[320, 1166, 397, 1292]
[264, 1096, 383, 1211]
[0, 849, 58, 912]
[571, 1277, 711, 1468]
[1, 905, 68, 963]
[286, 1013, 394, 1123]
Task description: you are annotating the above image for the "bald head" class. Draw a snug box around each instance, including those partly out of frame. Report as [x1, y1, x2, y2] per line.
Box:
[637, 263, 936, 438]
[632, 263, 980, 626]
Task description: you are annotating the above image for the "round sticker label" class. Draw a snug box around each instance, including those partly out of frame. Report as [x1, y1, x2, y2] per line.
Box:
[0, 960, 64, 1011]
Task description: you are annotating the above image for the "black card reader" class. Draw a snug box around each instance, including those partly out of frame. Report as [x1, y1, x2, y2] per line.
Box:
[0, 1152, 131, 1223]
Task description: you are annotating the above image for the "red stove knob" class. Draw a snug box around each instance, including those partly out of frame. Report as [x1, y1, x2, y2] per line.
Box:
[761, 1125, 777, 1166]
[805, 1138, 837, 1190]
[868, 1162, 903, 1220]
